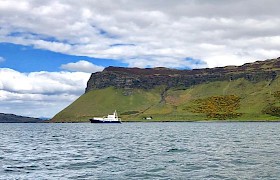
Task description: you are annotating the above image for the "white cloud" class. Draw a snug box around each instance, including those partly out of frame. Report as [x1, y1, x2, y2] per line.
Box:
[0, 0, 280, 68]
[124, 56, 207, 69]
[0, 56, 5, 62]
[61, 60, 104, 73]
[0, 68, 90, 117]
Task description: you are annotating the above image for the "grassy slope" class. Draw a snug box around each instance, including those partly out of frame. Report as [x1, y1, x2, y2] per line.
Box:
[162, 78, 279, 121]
[52, 77, 280, 122]
[52, 87, 162, 122]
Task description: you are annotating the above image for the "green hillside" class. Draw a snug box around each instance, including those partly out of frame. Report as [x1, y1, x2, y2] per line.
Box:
[52, 77, 280, 122]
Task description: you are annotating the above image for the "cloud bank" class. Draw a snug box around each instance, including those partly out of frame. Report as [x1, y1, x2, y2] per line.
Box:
[0, 68, 90, 117]
[1, 0, 280, 118]
[0, 0, 280, 68]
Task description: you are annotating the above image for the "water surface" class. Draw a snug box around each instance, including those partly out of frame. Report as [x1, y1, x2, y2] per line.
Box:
[1, 122, 280, 179]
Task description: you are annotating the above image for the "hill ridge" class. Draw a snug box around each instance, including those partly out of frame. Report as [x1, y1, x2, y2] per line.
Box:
[52, 57, 280, 122]
[0, 113, 45, 123]
[86, 58, 280, 93]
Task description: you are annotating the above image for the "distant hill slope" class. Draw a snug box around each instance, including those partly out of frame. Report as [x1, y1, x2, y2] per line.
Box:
[52, 58, 280, 122]
[0, 113, 45, 123]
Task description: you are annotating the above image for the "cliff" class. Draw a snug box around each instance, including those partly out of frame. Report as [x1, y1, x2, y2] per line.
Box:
[86, 57, 280, 92]
[52, 57, 280, 122]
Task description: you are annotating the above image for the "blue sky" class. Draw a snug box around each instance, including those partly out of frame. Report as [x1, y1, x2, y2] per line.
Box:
[0, 43, 127, 72]
[0, 0, 279, 118]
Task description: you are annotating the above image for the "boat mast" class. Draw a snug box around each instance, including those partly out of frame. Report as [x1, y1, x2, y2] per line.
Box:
[114, 110, 118, 119]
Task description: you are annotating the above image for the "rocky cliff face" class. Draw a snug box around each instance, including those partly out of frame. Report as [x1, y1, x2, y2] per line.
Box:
[86, 58, 280, 93]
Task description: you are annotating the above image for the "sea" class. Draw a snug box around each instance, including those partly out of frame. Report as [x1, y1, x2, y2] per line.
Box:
[1, 122, 280, 179]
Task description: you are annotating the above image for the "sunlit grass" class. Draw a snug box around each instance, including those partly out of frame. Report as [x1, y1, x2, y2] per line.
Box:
[52, 77, 280, 122]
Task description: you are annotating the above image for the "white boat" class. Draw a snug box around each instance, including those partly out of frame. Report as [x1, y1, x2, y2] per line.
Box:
[89, 110, 121, 123]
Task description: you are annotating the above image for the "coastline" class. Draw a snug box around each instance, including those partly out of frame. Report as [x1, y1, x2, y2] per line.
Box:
[46, 119, 280, 123]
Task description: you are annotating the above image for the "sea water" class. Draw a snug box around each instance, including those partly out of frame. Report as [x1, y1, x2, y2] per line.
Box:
[1, 122, 280, 179]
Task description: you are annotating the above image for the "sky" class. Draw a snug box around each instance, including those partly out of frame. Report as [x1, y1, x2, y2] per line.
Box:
[0, 0, 280, 118]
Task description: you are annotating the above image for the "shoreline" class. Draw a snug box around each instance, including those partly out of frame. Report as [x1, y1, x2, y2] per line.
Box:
[42, 119, 280, 123]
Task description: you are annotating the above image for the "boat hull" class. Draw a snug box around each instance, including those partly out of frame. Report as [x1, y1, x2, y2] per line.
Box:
[89, 119, 121, 123]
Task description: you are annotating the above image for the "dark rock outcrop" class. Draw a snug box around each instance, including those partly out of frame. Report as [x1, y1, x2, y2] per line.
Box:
[86, 58, 280, 93]
[0, 113, 45, 123]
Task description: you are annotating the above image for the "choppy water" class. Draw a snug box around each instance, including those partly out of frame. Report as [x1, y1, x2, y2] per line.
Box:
[1, 122, 280, 179]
